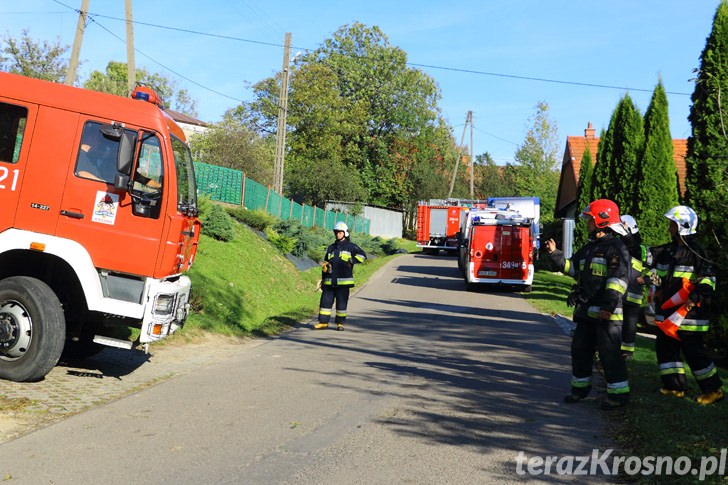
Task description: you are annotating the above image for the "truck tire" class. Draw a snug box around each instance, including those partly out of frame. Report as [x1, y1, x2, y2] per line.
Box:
[0, 276, 65, 382]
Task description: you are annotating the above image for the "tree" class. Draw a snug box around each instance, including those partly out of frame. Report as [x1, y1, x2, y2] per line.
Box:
[190, 111, 275, 185]
[84, 61, 198, 116]
[574, 147, 594, 249]
[0, 29, 69, 82]
[239, 23, 455, 208]
[638, 80, 679, 247]
[512, 101, 561, 224]
[685, 0, 728, 340]
[591, 94, 644, 216]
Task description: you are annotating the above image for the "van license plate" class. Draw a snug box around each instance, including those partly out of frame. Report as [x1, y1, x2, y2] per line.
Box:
[478, 270, 497, 276]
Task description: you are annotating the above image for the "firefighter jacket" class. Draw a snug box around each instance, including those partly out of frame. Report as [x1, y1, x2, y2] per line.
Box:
[548, 233, 630, 322]
[322, 238, 367, 287]
[623, 235, 651, 306]
[651, 236, 716, 332]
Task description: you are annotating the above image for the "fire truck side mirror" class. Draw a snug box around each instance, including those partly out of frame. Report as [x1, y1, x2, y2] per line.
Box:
[116, 131, 136, 176]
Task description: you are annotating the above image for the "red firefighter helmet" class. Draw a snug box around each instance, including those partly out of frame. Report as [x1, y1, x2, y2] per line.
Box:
[580, 199, 625, 234]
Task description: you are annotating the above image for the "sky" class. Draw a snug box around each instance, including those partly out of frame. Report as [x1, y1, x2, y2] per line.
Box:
[0, 1, 722, 165]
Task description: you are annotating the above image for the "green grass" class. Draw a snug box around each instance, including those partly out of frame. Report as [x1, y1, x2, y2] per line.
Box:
[527, 270, 728, 484]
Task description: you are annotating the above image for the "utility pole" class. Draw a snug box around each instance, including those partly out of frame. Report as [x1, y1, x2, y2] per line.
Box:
[65, 0, 90, 86]
[125, 0, 136, 93]
[469, 112, 474, 199]
[447, 110, 473, 199]
[273, 32, 292, 195]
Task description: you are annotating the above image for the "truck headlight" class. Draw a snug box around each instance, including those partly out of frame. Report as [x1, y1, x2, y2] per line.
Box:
[153, 294, 176, 315]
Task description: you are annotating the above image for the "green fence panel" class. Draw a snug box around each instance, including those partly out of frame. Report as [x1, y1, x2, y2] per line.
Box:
[193, 162, 369, 234]
[194, 162, 243, 205]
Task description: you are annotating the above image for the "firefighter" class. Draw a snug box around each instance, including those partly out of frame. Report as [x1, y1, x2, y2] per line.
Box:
[651, 206, 723, 405]
[544, 199, 631, 410]
[313, 221, 367, 331]
[618, 215, 653, 361]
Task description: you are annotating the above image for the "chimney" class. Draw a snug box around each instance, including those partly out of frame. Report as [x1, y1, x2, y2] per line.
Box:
[585, 121, 595, 140]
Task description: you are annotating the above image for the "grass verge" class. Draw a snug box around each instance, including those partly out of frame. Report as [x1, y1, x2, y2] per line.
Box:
[526, 269, 728, 484]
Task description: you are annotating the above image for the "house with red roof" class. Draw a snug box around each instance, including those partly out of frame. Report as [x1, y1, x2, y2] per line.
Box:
[554, 122, 687, 220]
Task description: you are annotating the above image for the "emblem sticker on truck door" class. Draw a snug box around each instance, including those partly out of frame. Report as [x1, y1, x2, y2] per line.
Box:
[92, 190, 119, 225]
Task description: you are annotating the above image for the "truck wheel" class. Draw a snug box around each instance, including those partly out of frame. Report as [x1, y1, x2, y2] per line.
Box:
[522, 285, 532, 293]
[0, 277, 65, 382]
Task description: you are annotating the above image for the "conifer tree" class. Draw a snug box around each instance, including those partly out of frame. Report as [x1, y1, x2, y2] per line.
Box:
[611, 94, 645, 216]
[574, 147, 594, 248]
[638, 80, 679, 247]
[685, 0, 728, 337]
[591, 123, 614, 202]
[591, 95, 644, 216]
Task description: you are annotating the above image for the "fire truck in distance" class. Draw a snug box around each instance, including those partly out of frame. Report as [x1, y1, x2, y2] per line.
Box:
[416, 199, 485, 255]
[0, 72, 201, 382]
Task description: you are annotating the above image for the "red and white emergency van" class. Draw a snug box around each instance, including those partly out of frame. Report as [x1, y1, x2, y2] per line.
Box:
[463, 209, 534, 292]
[0, 72, 201, 381]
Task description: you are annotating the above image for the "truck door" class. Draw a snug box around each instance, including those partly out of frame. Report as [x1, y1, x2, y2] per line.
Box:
[56, 121, 165, 277]
[0, 100, 37, 232]
[500, 224, 531, 282]
[470, 225, 499, 280]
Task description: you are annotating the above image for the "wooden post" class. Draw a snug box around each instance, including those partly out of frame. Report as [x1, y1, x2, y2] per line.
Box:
[241, 173, 247, 207]
[265, 186, 271, 213]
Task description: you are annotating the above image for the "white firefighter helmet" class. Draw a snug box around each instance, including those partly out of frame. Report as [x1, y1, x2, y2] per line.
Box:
[664, 206, 698, 236]
[620, 215, 639, 235]
[333, 221, 349, 237]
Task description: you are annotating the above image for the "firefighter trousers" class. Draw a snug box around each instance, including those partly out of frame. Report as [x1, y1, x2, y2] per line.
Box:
[656, 330, 723, 393]
[318, 286, 350, 324]
[621, 303, 640, 355]
[571, 316, 630, 401]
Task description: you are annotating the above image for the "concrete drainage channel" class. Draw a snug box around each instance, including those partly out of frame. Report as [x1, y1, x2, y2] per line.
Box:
[0, 336, 253, 444]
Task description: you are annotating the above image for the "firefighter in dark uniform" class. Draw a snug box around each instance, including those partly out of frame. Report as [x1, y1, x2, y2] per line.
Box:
[651, 206, 723, 405]
[544, 199, 631, 410]
[313, 221, 367, 331]
[619, 215, 652, 360]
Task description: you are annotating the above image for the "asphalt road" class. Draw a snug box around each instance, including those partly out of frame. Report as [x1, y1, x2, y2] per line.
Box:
[0, 254, 616, 484]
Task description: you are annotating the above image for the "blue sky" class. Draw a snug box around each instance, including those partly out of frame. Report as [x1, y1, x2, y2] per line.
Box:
[0, 1, 721, 164]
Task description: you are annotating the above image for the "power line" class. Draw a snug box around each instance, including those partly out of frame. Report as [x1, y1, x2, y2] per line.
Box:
[51, 1, 692, 98]
[81, 12, 244, 104]
[407, 62, 691, 97]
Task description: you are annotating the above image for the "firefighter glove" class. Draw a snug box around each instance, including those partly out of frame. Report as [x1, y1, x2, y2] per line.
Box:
[321, 261, 332, 273]
[688, 292, 701, 305]
[642, 274, 661, 287]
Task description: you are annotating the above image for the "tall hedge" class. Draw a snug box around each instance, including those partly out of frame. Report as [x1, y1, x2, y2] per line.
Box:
[574, 147, 594, 248]
[638, 80, 679, 247]
[685, 0, 728, 343]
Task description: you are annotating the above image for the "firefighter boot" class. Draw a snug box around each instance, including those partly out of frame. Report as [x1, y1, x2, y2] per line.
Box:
[312, 322, 329, 330]
[696, 389, 724, 406]
[659, 388, 685, 399]
[337, 323, 344, 331]
[600, 397, 629, 411]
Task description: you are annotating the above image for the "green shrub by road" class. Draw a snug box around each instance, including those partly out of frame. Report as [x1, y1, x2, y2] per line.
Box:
[527, 270, 727, 484]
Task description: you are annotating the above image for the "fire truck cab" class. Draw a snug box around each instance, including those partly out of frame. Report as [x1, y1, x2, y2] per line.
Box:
[0, 72, 201, 381]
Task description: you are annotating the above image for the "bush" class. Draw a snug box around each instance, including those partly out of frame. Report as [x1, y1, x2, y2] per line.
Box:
[272, 219, 307, 257]
[227, 207, 276, 231]
[202, 204, 235, 241]
[265, 227, 297, 255]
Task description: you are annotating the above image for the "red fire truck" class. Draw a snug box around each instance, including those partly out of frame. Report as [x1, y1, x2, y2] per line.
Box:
[463, 209, 534, 292]
[416, 199, 486, 255]
[0, 72, 201, 381]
